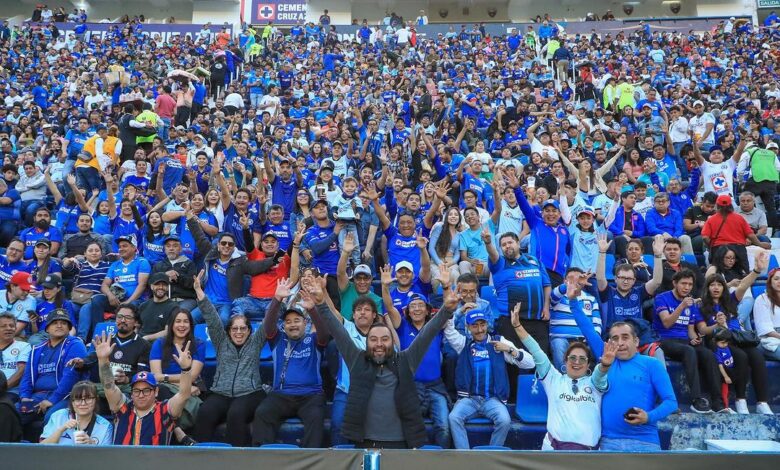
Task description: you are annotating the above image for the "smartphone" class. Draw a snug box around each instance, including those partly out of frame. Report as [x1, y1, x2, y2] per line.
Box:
[527, 176, 536, 188]
[623, 407, 639, 420]
[317, 184, 326, 199]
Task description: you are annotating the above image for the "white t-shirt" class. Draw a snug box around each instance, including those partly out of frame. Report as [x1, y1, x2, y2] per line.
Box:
[258, 94, 281, 116]
[668, 117, 689, 144]
[0, 340, 31, 394]
[700, 159, 736, 195]
[0, 290, 35, 324]
[321, 156, 349, 179]
[689, 113, 716, 145]
[396, 28, 413, 44]
[224, 93, 245, 110]
[467, 151, 491, 166]
[540, 369, 603, 447]
[497, 201, 525, 237]
[634, 197, 653, 218]
[531, 138, 560, 161]
[40, 408, 114, 446]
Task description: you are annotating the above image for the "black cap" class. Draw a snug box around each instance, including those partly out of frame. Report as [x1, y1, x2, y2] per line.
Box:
[282, 306, 307, 319]
[35, 238, 52, 248]
[40, 273, 62, 289]
[149, 272, 170, 285]
[163, 234, 181, 244]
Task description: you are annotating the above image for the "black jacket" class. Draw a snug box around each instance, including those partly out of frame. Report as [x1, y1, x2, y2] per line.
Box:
[152, 256, 198, 299]
[313, 303, 453, 448]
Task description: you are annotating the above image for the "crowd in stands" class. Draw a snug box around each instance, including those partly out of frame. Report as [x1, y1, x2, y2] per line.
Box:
[1, 8, 780, 452]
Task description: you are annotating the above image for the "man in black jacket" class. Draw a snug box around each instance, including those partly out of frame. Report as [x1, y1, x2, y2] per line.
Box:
[151, 234, 197, 312]
[307, 276, 458, 449]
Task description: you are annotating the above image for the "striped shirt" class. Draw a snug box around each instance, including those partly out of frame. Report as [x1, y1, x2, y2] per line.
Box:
[113, 400, 174, 446]
[549, 284, 602, 339]
[68, 259, 111, 294]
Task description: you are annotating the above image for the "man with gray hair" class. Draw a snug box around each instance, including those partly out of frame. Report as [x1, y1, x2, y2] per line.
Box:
[736, 191, 771, 242]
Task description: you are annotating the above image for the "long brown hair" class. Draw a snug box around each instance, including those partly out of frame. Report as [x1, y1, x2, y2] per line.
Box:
[767, 269, 780, 311]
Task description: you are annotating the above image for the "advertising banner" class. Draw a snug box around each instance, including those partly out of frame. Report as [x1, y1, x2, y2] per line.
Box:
[251, 0, 307, 25]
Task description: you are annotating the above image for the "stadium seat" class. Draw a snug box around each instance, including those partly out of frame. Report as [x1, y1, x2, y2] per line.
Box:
[419, 445, 443, 450]
[752, 285, 767, 298]
[250, 322, 273, 360]
[259, 443, 299, 449]
[474, 445, 511, 450]
[194, 324, 216, 360]
[194, 442, 232, 447]
[331, 444, 356, 449]
[93, 321, 116, 338]
[642, 254, 655, 270]
[769, 254, 779, 272]
[682, 254, 696, 265]
[515, 375, 548, 423]
[604, 254, 616, 281]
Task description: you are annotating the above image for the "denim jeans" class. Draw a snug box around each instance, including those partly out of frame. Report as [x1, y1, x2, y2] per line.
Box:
[599, 436, 661, 451]
[78, 295, 142, 341]
[75, 166, 102, 196]
[250, 93, 263, 108]
[20, 200, 43, 227]
[62, 159, 76, 194]
[230, 296, 272, 321]
[423, 387, 451, 448]
[330, 388, 348, 446]
[191, 302, 232, 325]
[449, 396, 511, 449]
[337, 223, 361, 268]
[738, 296, 756, 331]
[550, 336, 574, 373]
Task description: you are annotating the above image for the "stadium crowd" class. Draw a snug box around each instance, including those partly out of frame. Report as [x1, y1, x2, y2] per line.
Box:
[1, 8, 780, 452]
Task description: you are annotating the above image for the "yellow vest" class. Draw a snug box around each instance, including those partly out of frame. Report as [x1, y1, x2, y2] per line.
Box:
[103, 136, 119, 169]
[135, 110, 159, 144]
[75, 135, 101, 170]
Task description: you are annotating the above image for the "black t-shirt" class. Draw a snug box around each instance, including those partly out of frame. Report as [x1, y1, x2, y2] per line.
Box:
[138, 299, 177, 336]
[683, 206, 713, 237]
[87, 333, 151, 381]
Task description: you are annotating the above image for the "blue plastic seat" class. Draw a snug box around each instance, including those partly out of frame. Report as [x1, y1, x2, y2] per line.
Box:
[769, 254, 779, 272]
[682, 254, 697, 266]
[259, 443, 299, 449]
[194, 442, 231, 447]
[332, 444, 356, 449]
[419, 445, 443, 450]
[194, 324, 216, 360]
[752, 284, 767, 298]
[642, 254, 655, 270]
[515, 374, 548, 423]
[474, 445, 511, 450]
[604, 255, 616, 281]
[93, 321, 116, 339]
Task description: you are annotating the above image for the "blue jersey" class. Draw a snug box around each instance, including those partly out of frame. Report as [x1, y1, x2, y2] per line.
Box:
[489, 254, 550, 319]
[271, 177, 298, 218]
[653, 290, 698, 340]
[19, 226, 63, 260]
[106, 256, 151, 298]
[153, 157, 185, 195]
[268, 331, 324, 395]
[262, 221, 292, 251]
[599, 284, 650, 329]
[0, 256, 31, 291]
[516, 188, 570, 277]
[305, 223, 340, 275]
[397, 318, 443, 383]
[141, 233, 167, 267]
[205, 259, 230, 304]
[222, 203, 257, 253]
[390, 281, 432, 312]
[384, 226, 419, 275]
[176, 211, 217, 260]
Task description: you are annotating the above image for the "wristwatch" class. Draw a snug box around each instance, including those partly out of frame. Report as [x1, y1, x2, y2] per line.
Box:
[163, 374, 169, 384]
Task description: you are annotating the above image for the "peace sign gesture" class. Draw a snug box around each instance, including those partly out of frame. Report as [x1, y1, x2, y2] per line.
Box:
[172, 341, 193, 371]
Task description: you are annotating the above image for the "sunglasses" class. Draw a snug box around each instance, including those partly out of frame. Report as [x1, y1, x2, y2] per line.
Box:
[219, 241, 235, 247]
[567, 355, 588, 364]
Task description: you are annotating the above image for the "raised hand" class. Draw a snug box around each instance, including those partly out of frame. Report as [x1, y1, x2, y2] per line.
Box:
[651, 234, 665, 256]
[172, 340, 193, 371]
[415, 229, 428, 249]
[504, 170, 520, 189]
[361, 183, 379, 201]
[342, 232, 356, 253]
[379, 264, 394, 286]
[304, 274, 327, 305]
[564, 276, 581, 300]
[438, 261, 452, 288]
[193, 269, 204, 293]
[601, 340, 619, 367]
[596, 232, 612, 253]
[93, 331, 115, 361]
[480, 226, 492, 244]
[754, 250, 769, 273]
[274, 277, 293, 301]
[442, 283, 460, 310]
[239, 213, 250, 229]
[511, 302, 523, 329]
[433, 181, 451, 200]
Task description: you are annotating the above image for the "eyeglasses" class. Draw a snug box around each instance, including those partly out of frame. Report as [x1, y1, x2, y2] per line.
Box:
[220, 241, 235, 247]
[230, 326, 249, 332]
[131, 388, 155, 397]
[73, 396, 96, 404]
[116, 314, 135, 321]
[567, 355, 588, 364]
[616, 276, 636, 282]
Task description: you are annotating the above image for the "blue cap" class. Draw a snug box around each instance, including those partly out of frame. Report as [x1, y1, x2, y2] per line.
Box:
[466, 309, 488, 325]
[708, 145, 723, 153]
[131, 371, 158, 387]
[542, 199, 560, 210]
[406, 293, 430, 306]
[163, 234, 181, 244]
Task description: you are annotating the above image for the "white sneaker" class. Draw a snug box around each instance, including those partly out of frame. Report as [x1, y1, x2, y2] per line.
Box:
[718, 407, 737, 414]
[735, 399, 750, 415]
[756, 402, 774, 415]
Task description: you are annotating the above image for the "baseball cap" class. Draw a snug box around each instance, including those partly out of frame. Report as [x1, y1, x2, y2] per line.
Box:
[320, 161, 335, 172]
[261, 232, 279, 240]
[131, 371, 158, 388]
[767, 142, 779, 150]
[312, 199, 329, 208]
[641, 103, 652, 109]
[46, 308, 73, 329]
[693, 100, 704, 107]
[40, 273, 62, 289]
[708, 145, 723, 153]
[466, 308, 488, 325]
[406, 293, 430, 307]
[352, 264, 372, 278]
[194, 134, 205, 141]
[716, 194, 732, 207]
[116, 234, 137, 246]
[395, 261, 414, 274]
[10, 271, 34, 292]
[542, 199, 560, 210]
[149, 272, 171, 285]
[577, 207, 596, 218]
[35, 238, 52, 248]
[282, 306, 307, 319]
[163, 234, 181, 244]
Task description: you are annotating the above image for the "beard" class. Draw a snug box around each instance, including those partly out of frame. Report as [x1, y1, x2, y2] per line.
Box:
[35, 219, 50, 230]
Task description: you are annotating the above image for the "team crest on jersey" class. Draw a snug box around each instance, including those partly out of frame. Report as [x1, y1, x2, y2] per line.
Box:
[584, 386, 593, 394]
[114, 351, 124, 360]
[582, 300, 592, 312]
[630, 294, 638, 301]
[303, 336, 311, 344]
[10, 348, 19, 356]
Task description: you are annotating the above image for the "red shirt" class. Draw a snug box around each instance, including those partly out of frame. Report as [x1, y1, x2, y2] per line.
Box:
[155, 94, 176, 119]
[701, 212, 753, 247]
[247, 250, 291, 298]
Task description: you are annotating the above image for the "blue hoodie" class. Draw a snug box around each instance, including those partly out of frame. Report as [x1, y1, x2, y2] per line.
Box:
[608, 206, 647, 238]
[19, 336, 87, 404]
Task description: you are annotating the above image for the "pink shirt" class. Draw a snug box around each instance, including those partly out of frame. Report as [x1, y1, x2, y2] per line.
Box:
[155, 94, 177, 119]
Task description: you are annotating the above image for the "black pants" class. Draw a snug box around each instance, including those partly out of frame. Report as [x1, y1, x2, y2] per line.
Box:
[252, 392, 325, 448]
[661, 339, 723, 409]
[726, 344, 770, 403]
[354, 439, 408, 449]
[546, 269, 563, 289]
[497, 316, 549, 402]
[193, 390, 266, 447]
[744, 180, 778, 229]
[325, 274, 341, 312]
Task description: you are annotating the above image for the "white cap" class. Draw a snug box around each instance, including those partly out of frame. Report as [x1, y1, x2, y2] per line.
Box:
[394, 261, 414, 274]
[693, 100, 704, 107]
[767, 142, 779, 150]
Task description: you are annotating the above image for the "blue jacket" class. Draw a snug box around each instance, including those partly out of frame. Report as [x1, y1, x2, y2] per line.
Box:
[455, 334, 510, 402]
[644, 207, 683, 237]
[608, 206, 646, 238]
[19, 336, 87, 404]
[515, 187, 571, 277]
[670, 166, 700, 216]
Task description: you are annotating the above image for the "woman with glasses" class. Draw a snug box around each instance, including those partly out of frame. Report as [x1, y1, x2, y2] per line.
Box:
[40, 381, 113, 445]
[693, 252, 773, 415]
[706, 245, 755, 331]
[191, 272, 268, 446]
[513, 276, 618, 450]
